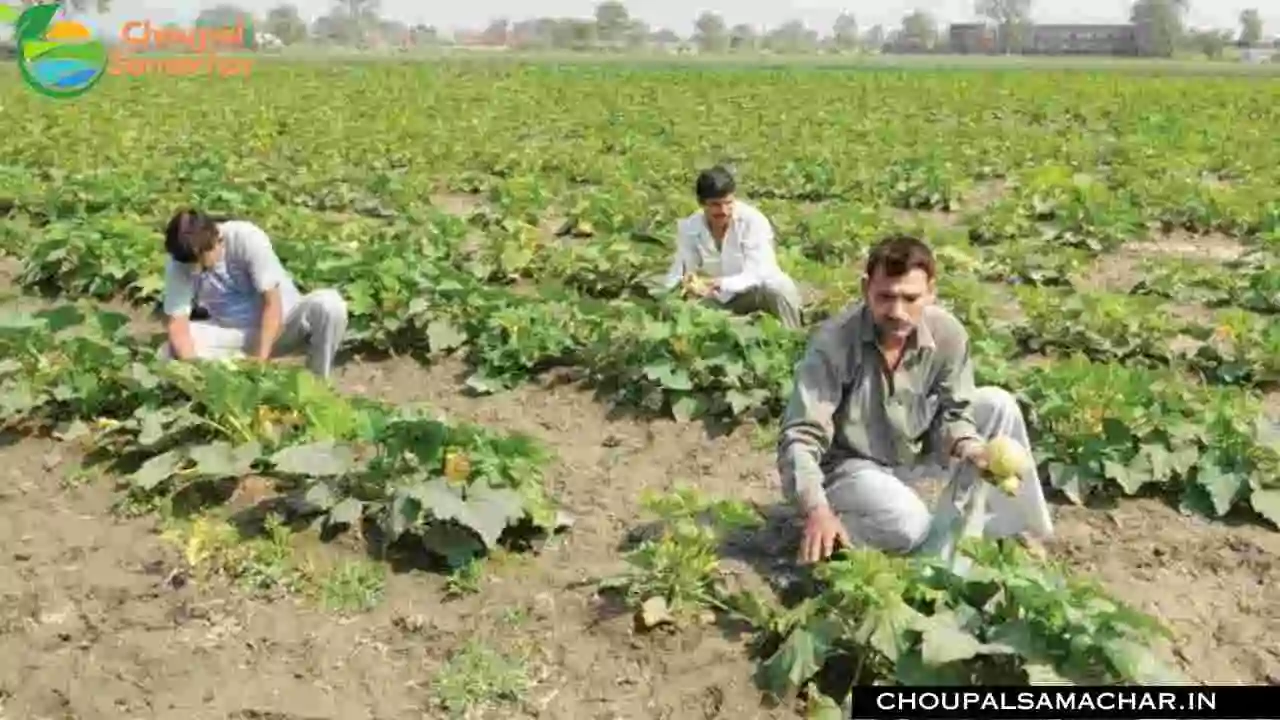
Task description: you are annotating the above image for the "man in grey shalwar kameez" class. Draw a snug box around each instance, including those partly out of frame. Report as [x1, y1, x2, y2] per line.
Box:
[777, 234, 1054, 564]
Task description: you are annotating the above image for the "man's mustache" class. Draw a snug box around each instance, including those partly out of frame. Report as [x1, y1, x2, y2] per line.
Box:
[878, 319, 912, 332]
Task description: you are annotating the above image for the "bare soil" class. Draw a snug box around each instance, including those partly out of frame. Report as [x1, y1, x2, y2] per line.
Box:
[1127, 231, 1250, 264]
[889, 208, 957, 229]
[429, 193, 484, 218]
[1080, 230, 1251, 294]
[959, 179, 1010, 211]
[0, 347, 1275, 720]
[0, 204, 1276, 717]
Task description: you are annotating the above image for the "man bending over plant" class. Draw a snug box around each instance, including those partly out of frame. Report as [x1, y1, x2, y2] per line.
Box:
[157, 209, 349, 379]
[777, 234, 1053, 564]
[661, 166, 803, 329]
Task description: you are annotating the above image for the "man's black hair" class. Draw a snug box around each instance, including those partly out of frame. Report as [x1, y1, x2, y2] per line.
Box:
[695, 166, 736, 203]
[865, 234, 937, 280]
[164, 209, 223, 264]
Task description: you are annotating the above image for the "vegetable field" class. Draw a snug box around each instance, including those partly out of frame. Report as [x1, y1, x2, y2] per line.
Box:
[0, 60, 1277, 717]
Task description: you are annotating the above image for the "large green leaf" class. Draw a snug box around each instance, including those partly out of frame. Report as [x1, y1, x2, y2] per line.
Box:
[426, 320, 467, 352]
[187, 441, 260, 478]
[326, 497, 364, 528]
[464, 482, 526, 547]
[0, 310, 45, 330]
[129, 449, 183, 491]
[1047, 462, 1087, 505]
[643, 362, 692, 391]
[914, 611, 989, 666]
[1100, 638, 1187, 685]
[0, 384, 38, 420]
[411, 479, 471, 525]
[986, 619, 1051, 660]
[35, 305, 84, 333]
[420, 523, 486, 568]
[270, 440, 355, 477]
[1249, 488, 1280, 528]
[757, 621, 835, 698]
[1194, 459, 1246, 517]
[854, 602, 921, 663]
[387, 479, 468, 540]
[137, 410, 168, 447]
[299, 480, 337, 511]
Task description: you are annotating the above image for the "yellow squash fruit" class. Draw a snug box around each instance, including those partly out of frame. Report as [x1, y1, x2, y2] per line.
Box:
[442, 448, 471, 485]
[995, 474, 1021, 497]
[680, 273, 711, 297]
[254, 406, 276, 438]
[986, 436, 1031, 497]
[987, 436, 1030, 477]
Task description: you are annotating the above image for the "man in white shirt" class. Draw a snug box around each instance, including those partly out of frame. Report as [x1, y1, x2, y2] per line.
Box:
[661, 166, 803, 329]
[157, 209, 349, 379]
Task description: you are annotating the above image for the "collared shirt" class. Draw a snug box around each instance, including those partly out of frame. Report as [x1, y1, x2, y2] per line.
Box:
[776, 301, 982, 513]
[162, 220, 301, 329]
[661, 201, 786, 303]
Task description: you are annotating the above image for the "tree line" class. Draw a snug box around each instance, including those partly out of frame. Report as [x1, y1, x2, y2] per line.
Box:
[7, 0, 1275, 58]
[269, 0, 1272, 58]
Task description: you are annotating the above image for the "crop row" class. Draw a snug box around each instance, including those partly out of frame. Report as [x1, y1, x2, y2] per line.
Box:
[0, 302, 1186, 696]
[9, 206, 1277, 392]
[6, 76, 1279, 314]
[0, 303, 563, 570]
[2, 210, 1276, 529]
[3, 159, 1279, 257]
[1131, 254, 1280, 314]
[1013, 287, 1279, 388]
[5, 66, 1280, 247]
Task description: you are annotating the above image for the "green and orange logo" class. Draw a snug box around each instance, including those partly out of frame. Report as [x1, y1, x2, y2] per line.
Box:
[1, 2, 108, 98]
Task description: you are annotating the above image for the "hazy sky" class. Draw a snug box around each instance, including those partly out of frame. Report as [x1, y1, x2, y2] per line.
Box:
[75, 0, 1279, 37]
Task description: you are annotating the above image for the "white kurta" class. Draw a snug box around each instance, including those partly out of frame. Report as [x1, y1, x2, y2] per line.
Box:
[661, 201, 792, 305]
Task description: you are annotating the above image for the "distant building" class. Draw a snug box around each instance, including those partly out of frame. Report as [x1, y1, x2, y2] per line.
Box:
[949, 22, 996, 54]
[1025, 24, 1137, 55]
[1240, 46, 1275, 63]
[945, 22, 1140, 56]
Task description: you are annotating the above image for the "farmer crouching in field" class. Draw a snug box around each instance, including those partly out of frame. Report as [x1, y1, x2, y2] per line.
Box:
[660, 166, 803, 329]
[777, 234, 1053, 564]
[157, 209, 349, 379]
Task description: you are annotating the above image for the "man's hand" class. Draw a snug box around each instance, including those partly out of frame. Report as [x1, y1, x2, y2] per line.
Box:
[954, 438, 989, 471]
[679, 274, 719, 299]
[799, 504, 851, 564]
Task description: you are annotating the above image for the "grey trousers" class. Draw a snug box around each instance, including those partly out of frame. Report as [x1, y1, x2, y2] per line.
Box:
[825, 386, 1055, 554]
[717, 274, 803, 329]
[157, 289, 348, 379]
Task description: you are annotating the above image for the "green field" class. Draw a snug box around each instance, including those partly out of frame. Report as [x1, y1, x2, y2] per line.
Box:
[0, 59, 1277, 715]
